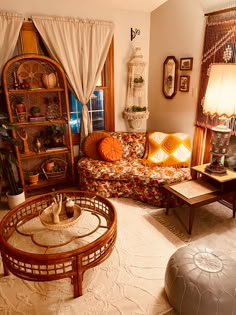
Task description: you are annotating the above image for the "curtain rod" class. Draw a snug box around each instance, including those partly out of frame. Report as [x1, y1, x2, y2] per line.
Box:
[205, 6, 236, 16]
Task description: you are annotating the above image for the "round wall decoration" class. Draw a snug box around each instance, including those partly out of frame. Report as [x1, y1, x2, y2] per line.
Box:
[17, 61, 46, 89]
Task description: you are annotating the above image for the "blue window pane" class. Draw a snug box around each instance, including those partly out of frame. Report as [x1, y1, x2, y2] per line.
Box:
[69, 90, 104, 133]
[70, 94, 77, 112]
[70, 113, 80, 133]
[92, 111, 104, 130]
[91, 90, 104, 111]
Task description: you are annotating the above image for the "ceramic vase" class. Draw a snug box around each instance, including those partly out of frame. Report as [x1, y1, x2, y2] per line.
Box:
[16, 103, 26, 113]
[42, 73, 57, 89]
[6, 188, 25, 209]
[45, 160, 55, 172]
[28, 173, 39, 185]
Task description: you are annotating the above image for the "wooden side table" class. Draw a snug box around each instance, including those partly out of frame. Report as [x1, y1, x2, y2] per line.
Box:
[164, 165, 236, 234]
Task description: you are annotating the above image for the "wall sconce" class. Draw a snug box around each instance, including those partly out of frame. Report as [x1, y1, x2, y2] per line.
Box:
[131, 28, 140, 41]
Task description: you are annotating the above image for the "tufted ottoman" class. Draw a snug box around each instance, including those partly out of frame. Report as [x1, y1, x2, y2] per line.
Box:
[165, 245, 236, 315]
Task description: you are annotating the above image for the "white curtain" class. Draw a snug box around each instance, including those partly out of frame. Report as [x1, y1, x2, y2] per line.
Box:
[32, 15, 114, 148]
[0, 12, 24, 81]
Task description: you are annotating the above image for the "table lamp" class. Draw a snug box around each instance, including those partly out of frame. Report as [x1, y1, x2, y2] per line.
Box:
[203, 63, 236, 175]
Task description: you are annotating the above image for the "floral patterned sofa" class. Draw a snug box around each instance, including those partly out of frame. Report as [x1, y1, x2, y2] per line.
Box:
[77, 132, 191, 207]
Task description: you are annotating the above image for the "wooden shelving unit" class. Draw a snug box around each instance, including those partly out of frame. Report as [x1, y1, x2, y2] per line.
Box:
[3, 54, 75, 196]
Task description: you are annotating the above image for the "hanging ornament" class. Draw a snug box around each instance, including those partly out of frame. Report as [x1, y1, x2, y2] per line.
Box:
[123, 47, 149, 129]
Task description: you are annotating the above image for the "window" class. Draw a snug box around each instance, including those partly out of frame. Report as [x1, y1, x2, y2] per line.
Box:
[70, 90, 105, 134]
[70, 38, 114, 144]
[15, 22, 114, 145]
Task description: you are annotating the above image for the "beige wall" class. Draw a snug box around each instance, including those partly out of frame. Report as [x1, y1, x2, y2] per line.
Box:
[1, 0, 231, 138]
[0, 0, 151, 131]
[148, 0, 206, 140]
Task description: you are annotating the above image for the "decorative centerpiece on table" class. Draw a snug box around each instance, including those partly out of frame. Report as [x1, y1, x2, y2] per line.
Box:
[39, 193, 82, 230]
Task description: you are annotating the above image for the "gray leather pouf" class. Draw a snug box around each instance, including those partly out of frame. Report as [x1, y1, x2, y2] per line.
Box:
[165, 245, 236, 315]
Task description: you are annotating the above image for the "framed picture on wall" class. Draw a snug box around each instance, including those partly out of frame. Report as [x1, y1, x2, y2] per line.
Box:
[180, 57, 193, 70]
[179, 75, 190, 92]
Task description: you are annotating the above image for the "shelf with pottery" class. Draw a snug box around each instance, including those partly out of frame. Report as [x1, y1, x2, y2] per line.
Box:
[2, 54, 75, 196]
[10, 118, 68, 127]
[8, 88, 64, 94]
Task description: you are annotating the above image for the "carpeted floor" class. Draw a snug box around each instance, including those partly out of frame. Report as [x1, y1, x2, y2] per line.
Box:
[0, 197, 235, 314]
[0, 197, 182, 315]
[148, 201, 236, 260]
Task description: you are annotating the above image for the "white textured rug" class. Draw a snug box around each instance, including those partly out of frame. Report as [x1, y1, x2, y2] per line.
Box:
[0, 198, 184, 315]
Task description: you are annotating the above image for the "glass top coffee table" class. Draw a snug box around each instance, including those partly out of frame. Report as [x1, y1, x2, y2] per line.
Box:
[0, 190, 117, 298]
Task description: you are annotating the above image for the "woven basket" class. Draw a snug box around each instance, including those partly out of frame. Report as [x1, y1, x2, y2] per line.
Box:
[39, 203, 82, 230]
[42, 158, 67, 180]
[123, 110, 149, 130]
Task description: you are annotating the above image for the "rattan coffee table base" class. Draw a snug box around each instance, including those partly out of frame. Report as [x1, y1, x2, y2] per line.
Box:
[0, 191, 117, 298]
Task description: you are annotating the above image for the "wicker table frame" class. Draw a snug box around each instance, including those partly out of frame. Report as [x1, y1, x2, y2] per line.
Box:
[0, 190, 117, 298]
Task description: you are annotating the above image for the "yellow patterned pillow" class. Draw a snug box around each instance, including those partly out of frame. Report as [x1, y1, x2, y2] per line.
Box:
[144, 132, 191, 167]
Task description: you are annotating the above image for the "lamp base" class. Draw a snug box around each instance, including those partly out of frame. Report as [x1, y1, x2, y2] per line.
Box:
[205, 159, 227, 176]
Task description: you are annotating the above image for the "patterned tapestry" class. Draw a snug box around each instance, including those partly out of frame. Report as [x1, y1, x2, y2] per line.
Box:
[196, 9, 236, 135]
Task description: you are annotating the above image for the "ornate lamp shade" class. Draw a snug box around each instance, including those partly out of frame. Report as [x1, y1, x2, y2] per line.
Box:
[203, 64, 236, 118]
[203, 63, 236, 175]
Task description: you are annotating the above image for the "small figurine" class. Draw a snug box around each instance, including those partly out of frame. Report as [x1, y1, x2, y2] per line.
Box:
[35, 138, 41, 153]
[51, 194, 63, 224]
[17, 128, 31, 154]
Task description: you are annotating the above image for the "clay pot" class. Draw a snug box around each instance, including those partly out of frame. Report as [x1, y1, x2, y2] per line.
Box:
[42, 73, 57, 89]
[45, 160, 55, 172]
[30, 106, 41, 117]
[28, 173, 39, 185]
[16, 103, 26, 113]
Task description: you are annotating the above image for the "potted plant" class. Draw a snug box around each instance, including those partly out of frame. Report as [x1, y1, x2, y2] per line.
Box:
[15, 96, 25, 113]
[30, 106, 41, 117]
[133, 76, 144, 88]
[24, 170, 40, 185]
[14, 96, 27, 123]
[123, 105, 149, 129]
[0, 114, 25, 208]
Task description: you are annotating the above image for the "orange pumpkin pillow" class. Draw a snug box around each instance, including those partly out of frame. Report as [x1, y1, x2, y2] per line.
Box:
[83, 131, 109, 159]
[98, 137, 123, 162]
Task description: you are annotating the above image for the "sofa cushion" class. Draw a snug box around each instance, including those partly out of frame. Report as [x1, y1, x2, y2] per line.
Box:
[144, 132, 191, 167]
[83, 131, 109, 160]
[78, 157, 191, 186]
[98, 137, 123, 162]
[109, 132, 146, 160]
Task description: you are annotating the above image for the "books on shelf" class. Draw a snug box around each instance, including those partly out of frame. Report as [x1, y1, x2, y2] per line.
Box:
[29, 116, 46, 122]
[44, 144, 67, 152]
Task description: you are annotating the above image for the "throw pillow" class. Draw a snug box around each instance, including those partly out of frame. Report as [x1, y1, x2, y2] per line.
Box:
[144, 131, 191, 167]
[98, 136, 123, 162]
[83, 131, 109, 159]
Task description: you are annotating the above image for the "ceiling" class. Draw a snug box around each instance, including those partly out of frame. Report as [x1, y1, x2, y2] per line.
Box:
[93, 0, 167, 13]
[92, 0, 235, 13]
